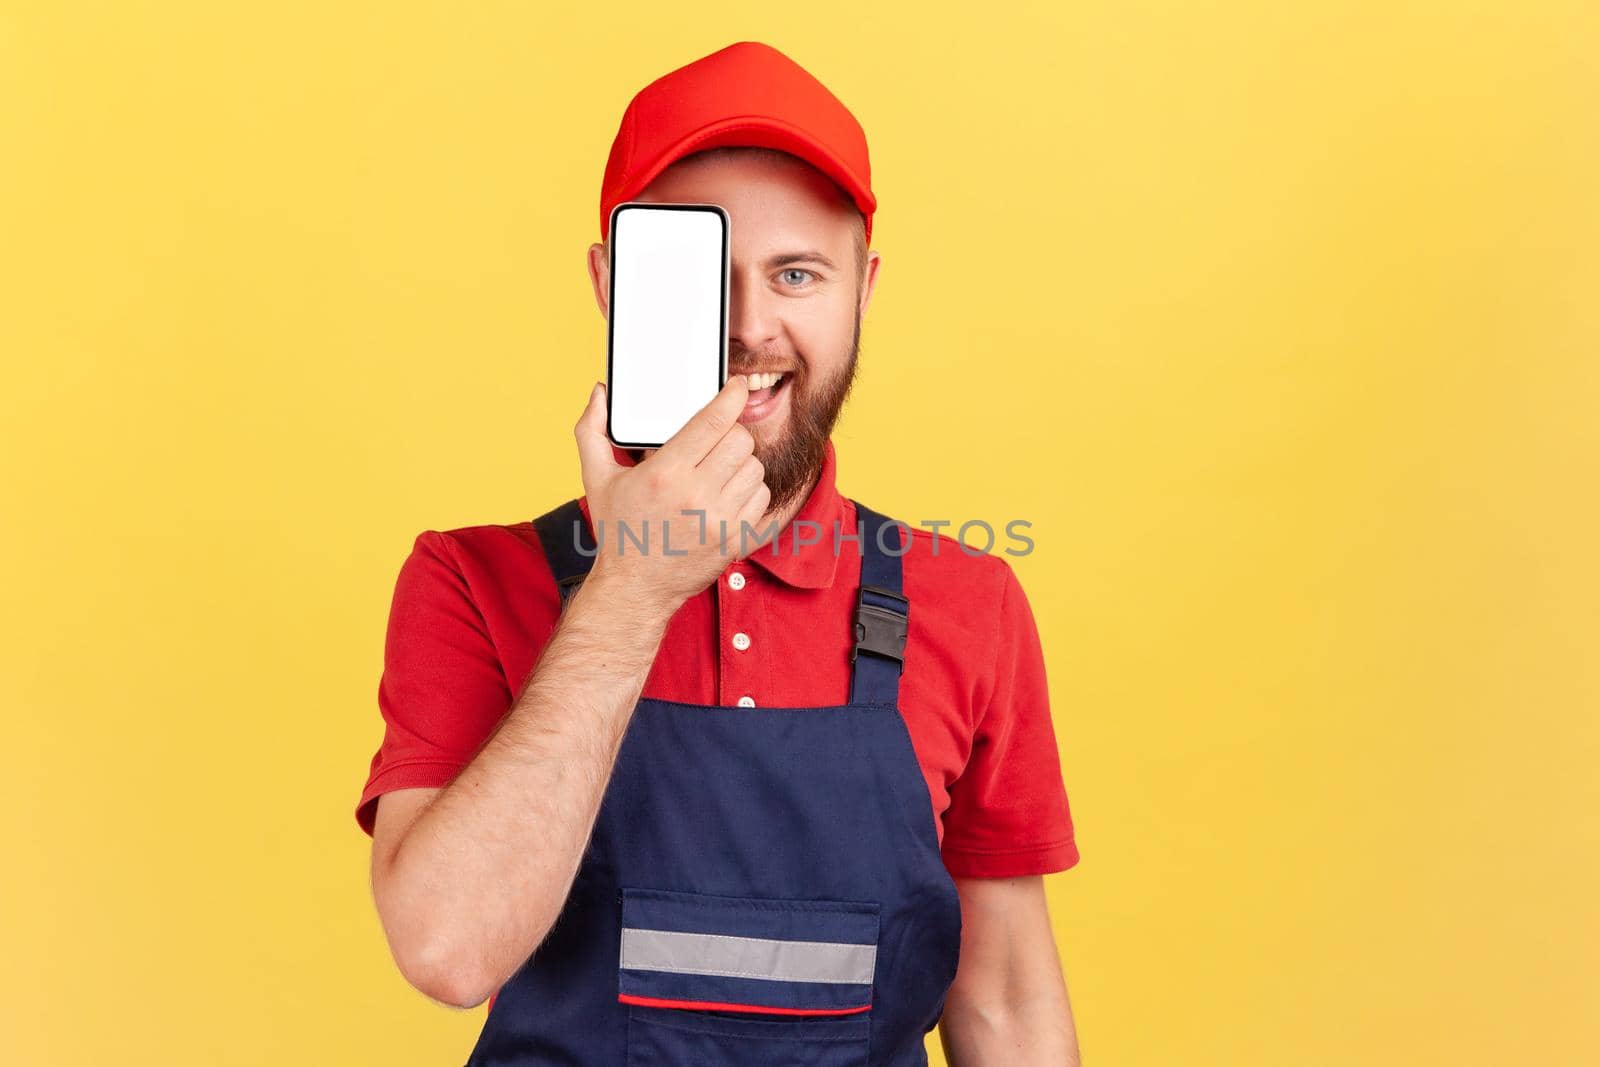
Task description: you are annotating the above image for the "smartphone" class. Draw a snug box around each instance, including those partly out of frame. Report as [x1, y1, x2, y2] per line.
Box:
[605, 202, 730, 449]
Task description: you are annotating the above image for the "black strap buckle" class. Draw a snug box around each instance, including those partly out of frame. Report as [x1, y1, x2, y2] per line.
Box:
[852, 584, 909, 672]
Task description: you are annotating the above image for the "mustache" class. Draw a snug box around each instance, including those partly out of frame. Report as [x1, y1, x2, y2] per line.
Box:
[729, 353, 801, 375]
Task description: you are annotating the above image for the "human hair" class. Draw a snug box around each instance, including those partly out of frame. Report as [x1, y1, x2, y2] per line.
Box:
[603, 145, 869, 289]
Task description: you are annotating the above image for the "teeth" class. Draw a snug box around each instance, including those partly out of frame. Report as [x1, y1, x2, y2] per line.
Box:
[743, 372, 784, 390]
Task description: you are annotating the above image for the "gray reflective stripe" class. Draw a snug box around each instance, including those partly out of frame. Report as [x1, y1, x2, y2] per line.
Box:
[620, 928, 877, 985]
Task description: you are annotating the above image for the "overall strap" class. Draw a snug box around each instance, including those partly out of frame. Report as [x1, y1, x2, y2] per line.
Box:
[849, 501, 910, 707]
[532, 499, 597, 605]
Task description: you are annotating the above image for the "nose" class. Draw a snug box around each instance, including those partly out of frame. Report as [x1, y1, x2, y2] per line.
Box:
[727, 265, 781, 358]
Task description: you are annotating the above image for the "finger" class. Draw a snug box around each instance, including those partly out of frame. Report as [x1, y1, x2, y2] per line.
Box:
[655, 376, 750, 469]
[697, 421, 756, 484]
[574, 382, 621, 486]
[721, 453, 765, 499]
[734, 481, 774, 546]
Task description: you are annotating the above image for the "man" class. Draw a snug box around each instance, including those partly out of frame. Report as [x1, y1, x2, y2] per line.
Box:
[356, 41, 1082, 1065]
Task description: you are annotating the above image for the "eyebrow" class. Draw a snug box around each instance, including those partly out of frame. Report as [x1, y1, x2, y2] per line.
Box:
[762, 250, 840, 272]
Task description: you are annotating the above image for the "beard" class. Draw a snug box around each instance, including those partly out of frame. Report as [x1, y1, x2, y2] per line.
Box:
[627, 312, 862, 516]
[742, 313, 861, 514]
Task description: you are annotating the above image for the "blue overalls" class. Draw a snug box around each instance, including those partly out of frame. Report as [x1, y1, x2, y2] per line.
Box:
[462, 499, 963, 1066]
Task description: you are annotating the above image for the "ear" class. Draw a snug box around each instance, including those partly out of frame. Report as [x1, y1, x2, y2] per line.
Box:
[858, 249, 882, 319]
[587, 242, 610, 319]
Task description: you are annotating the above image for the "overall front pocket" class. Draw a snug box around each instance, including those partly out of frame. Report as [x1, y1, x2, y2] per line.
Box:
[618, 886, 879, 1066]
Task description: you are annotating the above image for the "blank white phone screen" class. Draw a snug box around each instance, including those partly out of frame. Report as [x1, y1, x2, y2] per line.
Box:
[609, 206, 727, 447]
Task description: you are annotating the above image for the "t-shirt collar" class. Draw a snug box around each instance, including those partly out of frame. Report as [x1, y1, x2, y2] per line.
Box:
[741, 437, 844, 590]
[577, 437, 846, 591]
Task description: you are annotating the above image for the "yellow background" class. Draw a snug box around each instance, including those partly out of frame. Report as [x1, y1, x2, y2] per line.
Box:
[3, 2, 1596, 1064]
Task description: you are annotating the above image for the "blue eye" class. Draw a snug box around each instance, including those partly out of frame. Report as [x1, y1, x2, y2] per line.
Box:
[780, 268, 815, 287]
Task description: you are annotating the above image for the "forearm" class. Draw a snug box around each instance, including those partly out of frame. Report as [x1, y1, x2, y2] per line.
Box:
[378, 569, 673, 1006]
[940, 990, 1080, 1067]
[935, 873, 1083, 1065]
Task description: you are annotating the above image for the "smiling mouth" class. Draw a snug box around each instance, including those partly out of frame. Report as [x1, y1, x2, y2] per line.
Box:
[734, 370, 792, 421]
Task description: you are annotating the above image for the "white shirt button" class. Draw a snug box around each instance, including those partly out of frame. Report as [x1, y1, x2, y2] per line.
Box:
[731, 631, 751, 651]
[736, 695, 756, 707]
[728, 572, 746, 591]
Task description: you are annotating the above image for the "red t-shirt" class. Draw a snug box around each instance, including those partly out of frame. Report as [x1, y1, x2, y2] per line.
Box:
[355, 438, 1078, 879]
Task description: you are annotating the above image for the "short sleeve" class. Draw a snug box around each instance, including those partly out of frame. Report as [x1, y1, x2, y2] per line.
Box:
[353, 530, 513, 837]
[940, 559, 1079, 878]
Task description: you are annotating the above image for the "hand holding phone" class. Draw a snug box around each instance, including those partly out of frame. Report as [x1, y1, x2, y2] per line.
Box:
[575, 377, 771, 618]
[605, 202, 730, 448]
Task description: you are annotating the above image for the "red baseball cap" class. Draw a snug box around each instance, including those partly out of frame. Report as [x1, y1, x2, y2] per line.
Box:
[600, 41, 876, 246]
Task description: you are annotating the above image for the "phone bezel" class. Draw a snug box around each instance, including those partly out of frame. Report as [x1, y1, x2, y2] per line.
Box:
[604, 201, 731, 449]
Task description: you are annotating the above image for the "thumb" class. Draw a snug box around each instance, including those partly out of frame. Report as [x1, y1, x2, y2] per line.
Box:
[574, 381, 620, 487]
